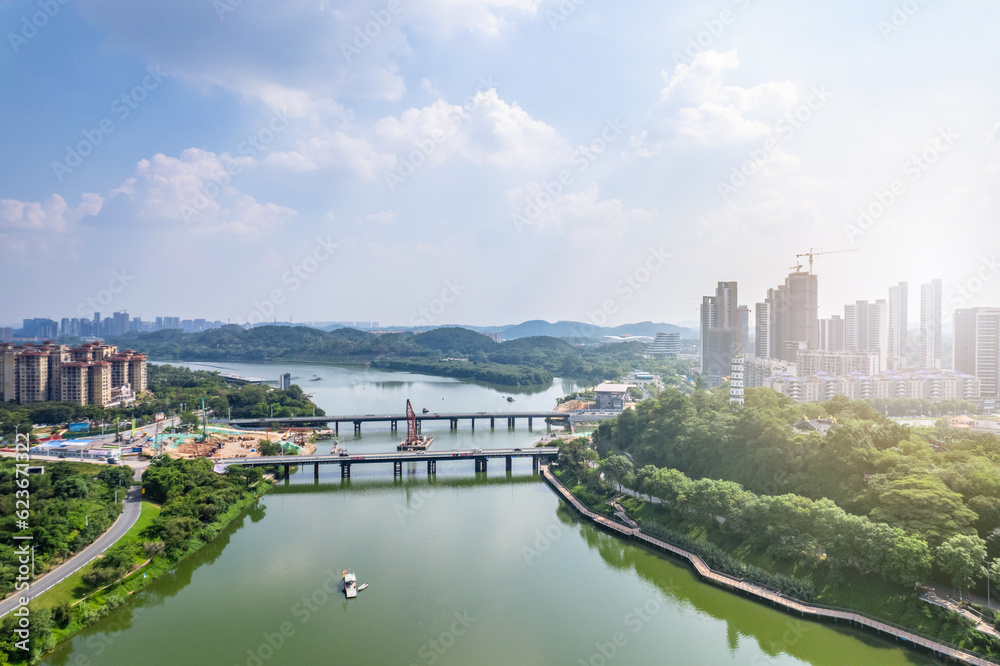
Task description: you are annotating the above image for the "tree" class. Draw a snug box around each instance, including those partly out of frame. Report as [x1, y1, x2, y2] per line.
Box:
[868, 475, 978, 546]
[179, 410, 199, 429]
[557, 438, 597, 477]
[936, 534, 987, 600]
[257, 440, 282, 456]
[987, 559, 1000, 608]
[599, 454, 634, 491]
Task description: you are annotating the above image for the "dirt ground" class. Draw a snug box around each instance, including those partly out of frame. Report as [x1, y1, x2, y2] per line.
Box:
[555, 399, 594, 412]
[162, 429, 317, 460]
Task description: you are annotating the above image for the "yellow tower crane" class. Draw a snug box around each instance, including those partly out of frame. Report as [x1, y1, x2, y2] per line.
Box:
[795, 248, 857, 274]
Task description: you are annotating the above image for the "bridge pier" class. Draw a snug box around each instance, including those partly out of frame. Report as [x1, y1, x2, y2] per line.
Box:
[450, 418, 458, 431]
[470, 418, 474, 430]
[528, 417, 533, 428]
[490, 417, 495, 429]
[475, 457, 487, 473]
[283, 464, 290, 478]
[354, 421, 361, 434]
[508, 417, 514, 428]
[314, 464, 319, 481]
[341, 463, 350, 478]
[393, 461, 402, 477]
[506, 456, 512, 472]
[391, 420, 397, 433]
[427, 460, 436, 475]
[532, 457, 539, 473]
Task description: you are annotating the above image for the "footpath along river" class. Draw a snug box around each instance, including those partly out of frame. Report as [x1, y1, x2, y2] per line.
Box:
[40, 362, 934, 665]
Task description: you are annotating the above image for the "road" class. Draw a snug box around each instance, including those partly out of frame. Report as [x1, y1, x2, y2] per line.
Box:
[0, 476, 145, 619]
[216, 446, 560, 467]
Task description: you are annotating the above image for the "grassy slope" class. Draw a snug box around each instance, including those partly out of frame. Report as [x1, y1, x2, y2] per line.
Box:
[32, 500, 162, 611]
[33, 485, 269, 657]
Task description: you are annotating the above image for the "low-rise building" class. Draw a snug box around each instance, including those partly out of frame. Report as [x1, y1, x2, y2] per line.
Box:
[593, 383, 633, 411]
[765, 368, 979, 403]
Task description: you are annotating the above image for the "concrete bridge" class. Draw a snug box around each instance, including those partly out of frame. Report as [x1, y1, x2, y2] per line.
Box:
[228, 411, 571, 435]
[216, 446, 560, 479]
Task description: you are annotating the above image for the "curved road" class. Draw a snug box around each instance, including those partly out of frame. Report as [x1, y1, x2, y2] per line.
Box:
[0, 483, 143, 618]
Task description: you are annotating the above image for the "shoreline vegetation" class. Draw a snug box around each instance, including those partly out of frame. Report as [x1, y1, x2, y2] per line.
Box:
[0, 364, 326, 443]
[542, 464, 996, 665]
[0, 458, 272, 664]
[549, 383, 1000, 662]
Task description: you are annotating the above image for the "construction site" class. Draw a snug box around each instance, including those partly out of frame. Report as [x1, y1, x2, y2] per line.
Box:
[150, 424, 319, 460]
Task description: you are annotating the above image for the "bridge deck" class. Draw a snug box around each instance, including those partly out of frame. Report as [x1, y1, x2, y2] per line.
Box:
[228, 411, 570, 426]
[540, 465, 997, 666]
[217, 447, 559, 468]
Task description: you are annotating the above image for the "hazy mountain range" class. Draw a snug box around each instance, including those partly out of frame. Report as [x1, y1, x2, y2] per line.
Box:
[319, 319, 698, 340]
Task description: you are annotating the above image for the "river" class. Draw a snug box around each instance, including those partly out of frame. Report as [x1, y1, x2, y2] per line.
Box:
[41, 361, 933, 665]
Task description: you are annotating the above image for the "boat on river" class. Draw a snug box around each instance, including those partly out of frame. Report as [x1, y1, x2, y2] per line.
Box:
[343, 570, 357, 598]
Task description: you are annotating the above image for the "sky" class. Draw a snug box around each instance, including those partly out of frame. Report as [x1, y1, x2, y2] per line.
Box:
[1, 0, 999, 329]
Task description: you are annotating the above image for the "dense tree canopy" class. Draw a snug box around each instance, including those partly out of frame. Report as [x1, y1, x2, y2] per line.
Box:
[594, 387, 1000, 553]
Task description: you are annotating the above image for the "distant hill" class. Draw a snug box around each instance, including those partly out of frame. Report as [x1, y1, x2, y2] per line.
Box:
[318, 320, 696, 339]
[496, 320, 697, 340]
[107, 324, 668, 386]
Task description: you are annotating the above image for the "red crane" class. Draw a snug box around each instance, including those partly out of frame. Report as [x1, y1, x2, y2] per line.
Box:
[405, 399, 418, 445]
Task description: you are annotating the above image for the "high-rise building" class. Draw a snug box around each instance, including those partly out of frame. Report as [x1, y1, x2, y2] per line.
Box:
[0, 342, 146, 405]
[843, 300, 889, 371]
[820, 315, 844, 352]
[888, 282, 908, 370]
[279, 372, 292, 390]
[755, 299, 771, 358]
[954, 307, 1000, 397]
[647, 332, 680, 356]
[757, 271, 818, 362]
[738, 305, 750, 355]
[700, 282, 741, 384]
[920, 279, 942, 369]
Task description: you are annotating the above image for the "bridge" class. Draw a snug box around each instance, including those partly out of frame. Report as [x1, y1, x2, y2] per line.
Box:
[216, 447, 560, 479]
[227, 411, 572, 435]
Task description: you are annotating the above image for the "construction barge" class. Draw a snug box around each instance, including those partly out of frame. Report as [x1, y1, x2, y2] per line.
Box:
[397, 399, 435, 451]
[398, 435, 434, 451]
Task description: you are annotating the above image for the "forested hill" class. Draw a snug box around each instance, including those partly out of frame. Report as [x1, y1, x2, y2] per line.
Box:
[594, 388, 1000, 551]
[107, 325, 660, 386]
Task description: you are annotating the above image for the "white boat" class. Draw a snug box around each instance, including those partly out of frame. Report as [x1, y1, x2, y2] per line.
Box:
[358, 582, 369, 592]
[343, 570, 357, 598]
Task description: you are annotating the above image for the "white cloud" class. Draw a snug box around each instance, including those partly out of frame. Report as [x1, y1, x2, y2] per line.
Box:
[357, 210, 396, 226]
[0, 193, 103, 233]
[267, 131, 396, 178]
[109, 149, 296, 235]
[409, 0, 540, 36]
[506, 182, 656, 244]
[268, 88, 567, 182]
[626, 50, 799, 157]
[76, 0, 540, 117]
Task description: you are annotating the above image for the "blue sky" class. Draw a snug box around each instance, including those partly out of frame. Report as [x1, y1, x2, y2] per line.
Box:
[2, 0, 999, 328]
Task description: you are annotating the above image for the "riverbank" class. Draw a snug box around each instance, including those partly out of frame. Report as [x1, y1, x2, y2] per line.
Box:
[541, 465, 999, 666]
[13, 479, 273, 664]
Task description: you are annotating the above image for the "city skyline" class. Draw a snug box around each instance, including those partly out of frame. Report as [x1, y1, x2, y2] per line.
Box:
[2, 2, 999, 326]
[2, 265, 978, 333]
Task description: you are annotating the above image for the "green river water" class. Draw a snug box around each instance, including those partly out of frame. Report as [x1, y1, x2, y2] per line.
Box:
[40, 362, 935, 665]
